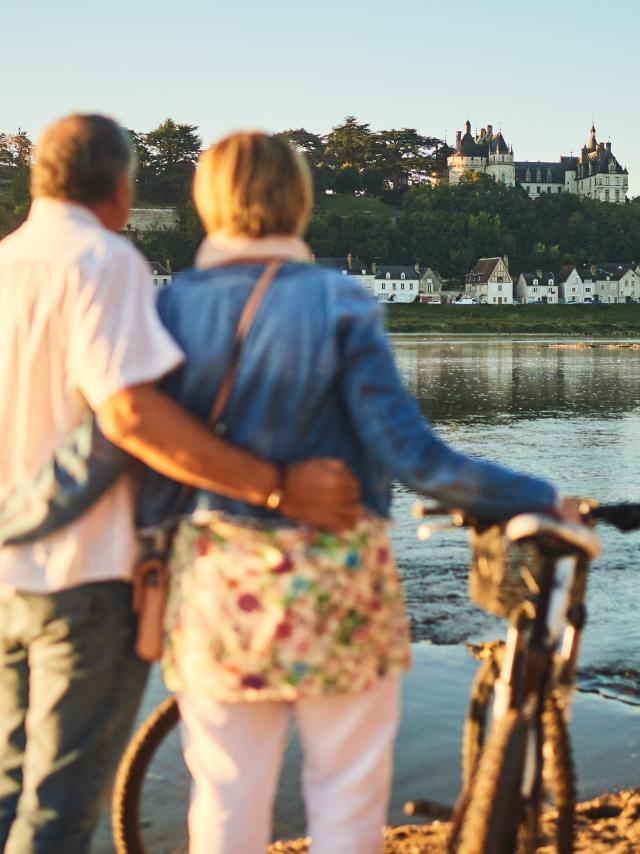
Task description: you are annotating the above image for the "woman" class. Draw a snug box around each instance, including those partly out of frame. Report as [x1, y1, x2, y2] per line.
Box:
[138, 133, 567, 854]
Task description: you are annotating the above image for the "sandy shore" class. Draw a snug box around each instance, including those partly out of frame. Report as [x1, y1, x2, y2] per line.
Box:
[93, 644, 639, 853]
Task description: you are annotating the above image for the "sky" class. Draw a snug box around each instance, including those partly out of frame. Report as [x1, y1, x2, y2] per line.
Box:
[4, 0, 640, 195]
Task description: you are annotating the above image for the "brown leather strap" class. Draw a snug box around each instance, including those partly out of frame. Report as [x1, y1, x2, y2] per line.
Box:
[208, 259, 282, 428]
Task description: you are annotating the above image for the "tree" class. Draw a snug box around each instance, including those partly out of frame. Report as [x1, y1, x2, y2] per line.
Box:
[324, 117, 373, 195]
[141, 119, 202, 205]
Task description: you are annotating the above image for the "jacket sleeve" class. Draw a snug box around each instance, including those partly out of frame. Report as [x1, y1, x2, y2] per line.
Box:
[335, 283, 558, 520]
[0, 415, 130, 546]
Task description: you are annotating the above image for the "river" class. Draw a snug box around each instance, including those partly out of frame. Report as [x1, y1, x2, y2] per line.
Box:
[390, 335, 640, 704]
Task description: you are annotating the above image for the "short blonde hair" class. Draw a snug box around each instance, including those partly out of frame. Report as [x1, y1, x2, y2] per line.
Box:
[193, 132, 312, 238]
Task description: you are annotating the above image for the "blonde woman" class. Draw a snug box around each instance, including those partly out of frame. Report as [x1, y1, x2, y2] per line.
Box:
[137, 133, 567, 854]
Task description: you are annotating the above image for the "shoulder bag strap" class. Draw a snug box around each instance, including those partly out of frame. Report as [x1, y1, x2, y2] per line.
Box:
[208, 259, 282, 430]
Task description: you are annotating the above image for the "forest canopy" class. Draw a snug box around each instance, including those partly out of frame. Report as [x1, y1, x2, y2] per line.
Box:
[2, 118, 640, 279]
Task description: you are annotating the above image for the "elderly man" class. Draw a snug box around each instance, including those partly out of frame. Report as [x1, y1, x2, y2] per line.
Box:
[0, 114, 360, 853]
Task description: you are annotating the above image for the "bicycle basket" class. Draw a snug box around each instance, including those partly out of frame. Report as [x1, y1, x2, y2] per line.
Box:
[468, 524, 542, 617]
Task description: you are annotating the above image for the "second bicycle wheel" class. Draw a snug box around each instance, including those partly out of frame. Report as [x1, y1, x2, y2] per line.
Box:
[111, 695, 189, 854]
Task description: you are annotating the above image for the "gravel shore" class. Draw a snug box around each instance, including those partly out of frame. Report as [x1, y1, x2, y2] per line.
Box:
[269, 789, 640, 853]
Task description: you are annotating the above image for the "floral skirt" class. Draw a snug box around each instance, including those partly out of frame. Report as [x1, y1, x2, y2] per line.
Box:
[162, 516, 411, 702]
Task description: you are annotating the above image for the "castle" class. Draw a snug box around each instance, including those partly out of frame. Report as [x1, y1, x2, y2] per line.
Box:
[447, 121, 629, 203]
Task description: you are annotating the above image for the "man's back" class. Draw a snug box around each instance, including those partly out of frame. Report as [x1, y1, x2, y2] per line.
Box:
[0, 198, 180, 592]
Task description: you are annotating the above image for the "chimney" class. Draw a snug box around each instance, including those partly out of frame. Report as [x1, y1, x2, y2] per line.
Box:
[503, 254, 509, 271]
[346, 252, 353, 270]
[455, 130, 462, 150]
[465, 120, 471, 134]
[165, 259, 172, 273]
[480, 128, 486, 139]
[591, 264, 597, 276]
[487, 124, 493, 137]
[607, 141, 612, 150]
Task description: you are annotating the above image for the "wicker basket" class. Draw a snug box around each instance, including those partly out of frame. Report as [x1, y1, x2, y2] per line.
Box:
[468, 524, 543, 617]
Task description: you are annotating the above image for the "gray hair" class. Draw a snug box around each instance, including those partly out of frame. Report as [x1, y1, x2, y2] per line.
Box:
[31, 114, 133, 204]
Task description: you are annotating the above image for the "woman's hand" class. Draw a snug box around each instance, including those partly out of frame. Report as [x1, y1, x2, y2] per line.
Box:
[280, 459, 363, 532]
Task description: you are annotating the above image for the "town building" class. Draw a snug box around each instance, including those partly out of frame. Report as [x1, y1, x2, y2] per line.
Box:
[516, 271, 557, 304]
[588, 264, 640, 303]
[419, 267, 444, 302]
[372, 266, 420, 303]
[150, 261, 172, 287]
[447, 122, 629, 203]
[465, 257, 513, 304]
[557, 266, 589, 303]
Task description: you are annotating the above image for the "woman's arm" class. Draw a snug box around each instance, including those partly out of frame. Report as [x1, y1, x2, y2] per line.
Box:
[336, 284, 558, 521]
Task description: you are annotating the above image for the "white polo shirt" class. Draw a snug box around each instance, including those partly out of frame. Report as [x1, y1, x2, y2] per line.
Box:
[0, 198, 184, 592]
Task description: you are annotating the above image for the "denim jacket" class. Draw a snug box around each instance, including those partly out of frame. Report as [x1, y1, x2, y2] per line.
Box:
[136, 262, 557, 527]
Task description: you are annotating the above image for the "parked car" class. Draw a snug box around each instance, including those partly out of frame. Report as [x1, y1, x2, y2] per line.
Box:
[454, 297, 477, 305]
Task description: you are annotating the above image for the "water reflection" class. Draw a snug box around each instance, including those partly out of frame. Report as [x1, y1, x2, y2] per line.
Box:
[392, 337, 640, 425]
[390, 337, 640, 703]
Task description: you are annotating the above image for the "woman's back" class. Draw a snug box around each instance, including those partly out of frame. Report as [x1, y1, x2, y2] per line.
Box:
[138, 261, 391, 525]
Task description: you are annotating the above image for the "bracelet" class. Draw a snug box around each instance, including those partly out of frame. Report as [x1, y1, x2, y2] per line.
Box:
[265, 466, 286, 510]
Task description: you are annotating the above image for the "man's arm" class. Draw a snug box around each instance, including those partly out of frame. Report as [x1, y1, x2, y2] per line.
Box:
[97, 382, 362, 532]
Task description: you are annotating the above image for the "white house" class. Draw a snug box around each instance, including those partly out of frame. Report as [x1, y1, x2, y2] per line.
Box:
[590, 264, 639, 303]
[557, 266, 586, 303]
[516, 271, 557, 304]
[373, 266, 420, 303]
[150, 261, 172, 288]
[465, 257, 513, 304]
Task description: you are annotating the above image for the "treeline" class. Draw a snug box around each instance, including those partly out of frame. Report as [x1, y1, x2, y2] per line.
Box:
[2, 120, 640, 279]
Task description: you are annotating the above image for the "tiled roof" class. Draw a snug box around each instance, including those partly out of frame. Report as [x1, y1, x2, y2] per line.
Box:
[519, 271, 555, 286]
[375, 265, 419, 280]
[467, 257, 501, 282]
[515, 161, 566, 183]
[557, 265, 579, 283]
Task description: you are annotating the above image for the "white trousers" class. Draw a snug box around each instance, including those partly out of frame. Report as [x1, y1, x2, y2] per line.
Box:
[177, 674, 401, 854]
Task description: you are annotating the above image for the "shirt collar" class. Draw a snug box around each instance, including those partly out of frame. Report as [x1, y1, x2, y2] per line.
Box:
[28, 197, 104, 229]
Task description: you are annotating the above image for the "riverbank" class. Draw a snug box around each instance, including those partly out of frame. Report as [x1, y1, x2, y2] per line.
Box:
[384, 303, 640, 335]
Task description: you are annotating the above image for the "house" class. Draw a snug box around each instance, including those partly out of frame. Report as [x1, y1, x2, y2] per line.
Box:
[419, 267, 444, 302]
[314, 253, 366, 276]
[373, 266, 420, 303]
[516, 271, 557, 304]
[465, 257, 513, 304]
[447, 121, 628, 202]
[557, 266, 587, 303]
[150, 261, 172, 288]
[589, 264, 639, 303]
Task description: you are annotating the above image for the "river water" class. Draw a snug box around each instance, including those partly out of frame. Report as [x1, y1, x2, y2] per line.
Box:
[390, 336, 640, 704]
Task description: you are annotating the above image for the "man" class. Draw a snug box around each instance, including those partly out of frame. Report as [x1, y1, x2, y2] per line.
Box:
[0, 114, 360, 853]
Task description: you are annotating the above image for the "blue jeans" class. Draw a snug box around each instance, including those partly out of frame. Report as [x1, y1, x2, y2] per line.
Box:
[0, 581, 149, 853]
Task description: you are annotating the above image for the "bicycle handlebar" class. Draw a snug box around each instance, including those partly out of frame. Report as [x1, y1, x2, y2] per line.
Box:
[412, 500, 640, 533]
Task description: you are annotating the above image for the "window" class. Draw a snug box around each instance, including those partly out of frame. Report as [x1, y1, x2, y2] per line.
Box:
[400, 272, 406, 280]
[548, 279, 553, 286]
[392, 283, 397, 290]
[557, 187, 562, 192]
[547, 186, 551, 193]
[533, 287, 538, 293]
[585, 287, 591, 292]
[537, 186, 541, 194]
[533, 278, 538, 285]
[381, 282, 386, 290]
[386, 272, 390, 279]
[409, 283, 414, 290]
[400, 282, 405, 290]
[498, 285, 503, 292]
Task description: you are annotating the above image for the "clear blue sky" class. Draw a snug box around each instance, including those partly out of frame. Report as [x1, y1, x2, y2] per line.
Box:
[5, 0, 640, 194]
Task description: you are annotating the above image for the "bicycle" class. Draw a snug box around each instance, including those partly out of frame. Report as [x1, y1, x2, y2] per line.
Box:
[405, 500, 640, 854]
[111, 502, 640, 854]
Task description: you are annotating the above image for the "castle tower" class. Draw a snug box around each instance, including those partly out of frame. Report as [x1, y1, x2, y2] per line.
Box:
[486, 131, 516, 186]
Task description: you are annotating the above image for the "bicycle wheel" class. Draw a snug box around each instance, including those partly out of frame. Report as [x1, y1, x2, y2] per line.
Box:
[462, 643, 505, 787]
[455, 708, 529, 854]
[111, 695, 186, 854]
[540, 692, 575, 854]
